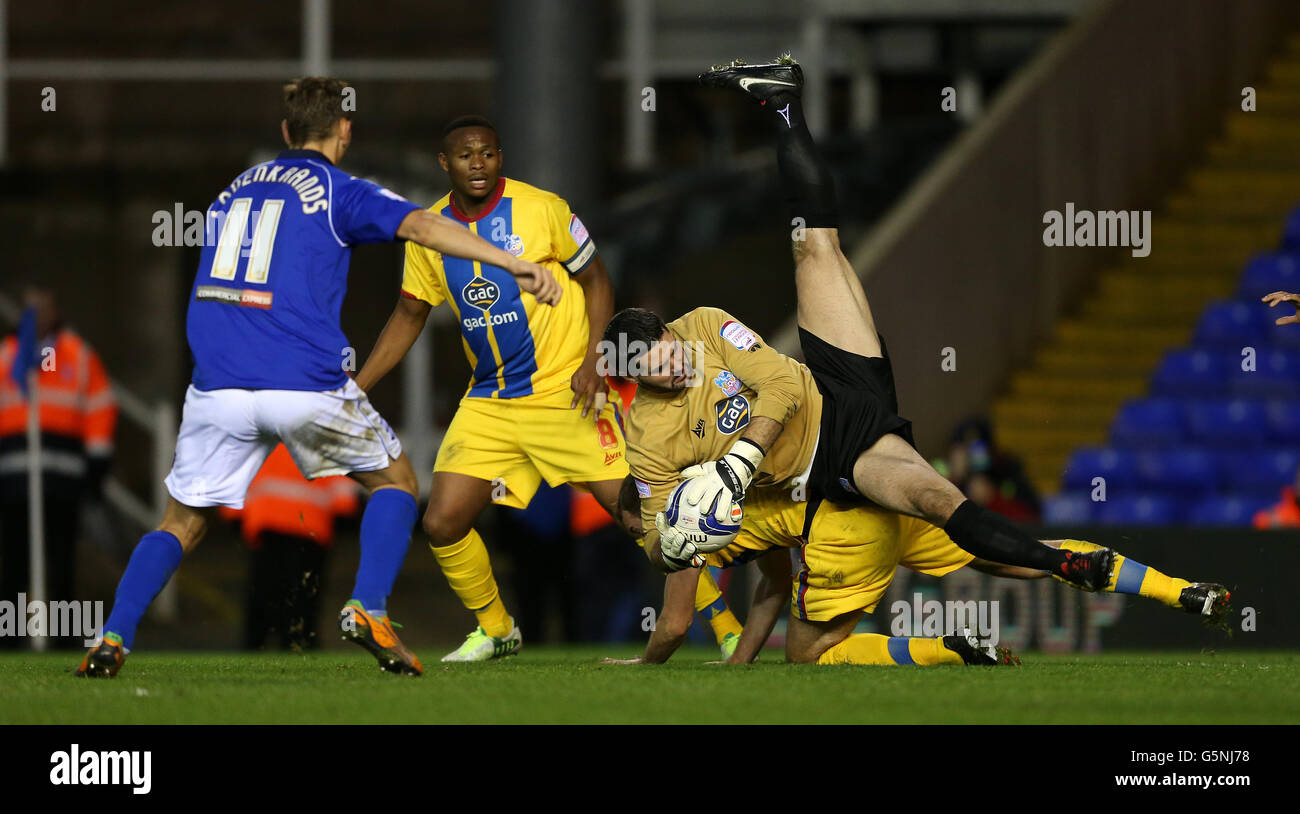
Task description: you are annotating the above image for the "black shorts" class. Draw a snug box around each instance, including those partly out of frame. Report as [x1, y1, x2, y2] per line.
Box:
[800, 327, 915, 507]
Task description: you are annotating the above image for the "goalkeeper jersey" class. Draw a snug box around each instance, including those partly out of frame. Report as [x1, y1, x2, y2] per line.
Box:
[401, 177, 597, 401]
[624, 306, 822, 532]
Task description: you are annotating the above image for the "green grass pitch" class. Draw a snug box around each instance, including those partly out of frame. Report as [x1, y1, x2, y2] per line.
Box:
[3, 648, 1297, 724]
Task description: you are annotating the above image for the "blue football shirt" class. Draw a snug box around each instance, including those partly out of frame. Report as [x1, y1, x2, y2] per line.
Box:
[186, 149, 419, 392]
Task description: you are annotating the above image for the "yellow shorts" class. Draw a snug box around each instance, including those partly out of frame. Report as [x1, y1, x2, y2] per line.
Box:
[706, 488, 973, 622]
[434, 389, 629, 509]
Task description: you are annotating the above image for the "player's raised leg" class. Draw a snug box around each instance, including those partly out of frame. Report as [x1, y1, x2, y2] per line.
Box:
[424, 471, 522, 662]
[701, 56, 1112, 590]
[342, 453, 423, 676]
[1052, 539, 1231, 624]
[699, 58, 878, 357]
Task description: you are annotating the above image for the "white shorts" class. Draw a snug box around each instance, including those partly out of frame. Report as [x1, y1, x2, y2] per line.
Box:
[164, 380, 402, 509]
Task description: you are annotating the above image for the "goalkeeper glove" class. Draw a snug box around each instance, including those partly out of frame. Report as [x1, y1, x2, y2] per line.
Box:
[655, 512, 704, 572]
[678, 438, 765, 522]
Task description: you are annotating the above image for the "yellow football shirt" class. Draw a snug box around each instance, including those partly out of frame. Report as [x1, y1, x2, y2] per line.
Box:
[401, 177, 597, 401]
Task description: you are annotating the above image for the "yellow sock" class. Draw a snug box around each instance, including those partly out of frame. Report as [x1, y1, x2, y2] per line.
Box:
[694, 569, 742, 644]
[1057, 539, 1190, 607]
[817, 634, 963, 666]
[430, 529, 513, 637]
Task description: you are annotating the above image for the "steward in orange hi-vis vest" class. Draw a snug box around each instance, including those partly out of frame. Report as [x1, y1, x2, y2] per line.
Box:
[1, 288, 118, 645]
[0, 329, 117, 498]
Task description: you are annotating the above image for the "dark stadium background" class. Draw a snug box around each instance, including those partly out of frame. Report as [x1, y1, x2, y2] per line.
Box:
[2, 0, 1297, 650]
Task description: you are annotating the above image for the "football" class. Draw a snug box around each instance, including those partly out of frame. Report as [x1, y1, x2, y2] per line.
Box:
[663, 479, 744, 553]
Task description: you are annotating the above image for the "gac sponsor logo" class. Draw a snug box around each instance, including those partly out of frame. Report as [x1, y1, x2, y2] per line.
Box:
[462, 277, 501, 312]
[462, 311, 519, 330]
[715, 395, 750, 435]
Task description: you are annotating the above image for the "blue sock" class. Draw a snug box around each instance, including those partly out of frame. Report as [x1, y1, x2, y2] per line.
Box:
[352, 488, 418, 612]
[104, 530, 184, 651]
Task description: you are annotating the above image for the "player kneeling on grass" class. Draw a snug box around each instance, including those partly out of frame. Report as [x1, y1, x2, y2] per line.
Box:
[609, 476, 1231, 666]
[77, 77, 559, 679]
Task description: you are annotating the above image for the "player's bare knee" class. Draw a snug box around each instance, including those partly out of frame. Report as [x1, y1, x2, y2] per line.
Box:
[423, 509, 469, 547]
[785, 640, 822, 664]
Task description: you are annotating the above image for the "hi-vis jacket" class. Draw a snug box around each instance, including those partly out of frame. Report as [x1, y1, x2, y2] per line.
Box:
[0, 329, 117, 496]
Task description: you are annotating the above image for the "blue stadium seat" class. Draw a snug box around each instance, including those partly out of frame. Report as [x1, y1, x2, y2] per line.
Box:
[1267, 314, 1300, 349]
[1284, 207, 1300, 252]
[1095, 494, 1183, 526]
[1135, 448, 1219, 495]
[1187, 495, 1274, 527]
[1109, 398, 1185, 447]
[1267, 400, 1300, 442]
[1239, 251, 1300, 300]
[1151, 349, 1229, 398]
[1182, 398, 1269, 447]
[1062, 448, 1138, 491]
[1229, 348, 1300, 398]
[1193, 299, 1270, 348]
[1042, 493, 1095, 525]
[1216, 448, 1300, 493]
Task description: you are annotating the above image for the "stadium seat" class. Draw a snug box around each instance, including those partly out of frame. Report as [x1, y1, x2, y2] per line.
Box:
[1135, 448, 1219, 495]
[1151, 349, 1229, 397]
[1186, 494, 1274, 527]
[1109, 398, 1185, 447]
[1061, 447, 1138, 491]
[1228, 348, 1300, 397]
[1216, 448, 1300, 494]
[1193, 299, 1270, 348]
[1283, 207, 1300, 252]
[1182, 398, 1269, 447]
[1094, 494, 1184, 526]
[1266, 400, 1300, 442]
[1042, 493, 1094, 525]
[1238, 251, 1300, 300]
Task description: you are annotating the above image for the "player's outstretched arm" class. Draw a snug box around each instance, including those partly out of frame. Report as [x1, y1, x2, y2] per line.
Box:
[396, 209, 562, 305]
[726, 550, 792, 664]
[570, 254, 615, 419]
[355, 296, 432, 392]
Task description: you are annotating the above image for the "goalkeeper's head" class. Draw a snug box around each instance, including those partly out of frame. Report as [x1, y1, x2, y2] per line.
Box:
[600, 308, 691, 392]
[281, 76, 355, 162]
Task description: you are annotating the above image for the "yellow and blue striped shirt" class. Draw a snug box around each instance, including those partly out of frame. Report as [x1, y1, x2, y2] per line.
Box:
[401, 177, 596, 400]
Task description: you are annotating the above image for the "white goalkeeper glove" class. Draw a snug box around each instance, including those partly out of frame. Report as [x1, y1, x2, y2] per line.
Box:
[654, 512, 705, 572]
[678, 438, 766, 523]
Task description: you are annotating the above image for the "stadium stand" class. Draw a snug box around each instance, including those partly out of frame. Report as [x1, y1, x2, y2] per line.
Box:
[981, 34, 1300, 525]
